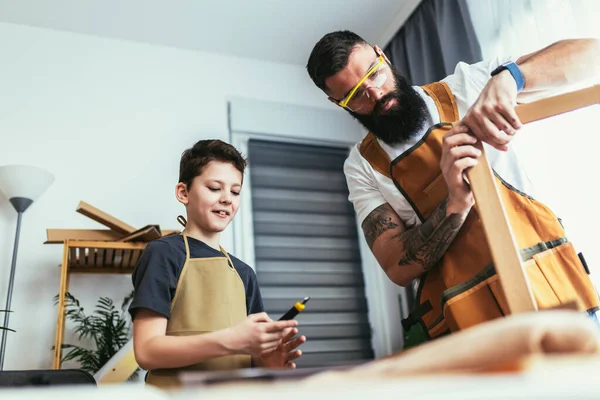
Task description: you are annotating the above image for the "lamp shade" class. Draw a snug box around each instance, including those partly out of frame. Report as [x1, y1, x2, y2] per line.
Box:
[0, 165, 54, 203]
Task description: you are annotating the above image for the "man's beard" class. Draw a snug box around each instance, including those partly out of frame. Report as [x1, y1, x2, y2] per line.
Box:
[349, 68, 428, 145]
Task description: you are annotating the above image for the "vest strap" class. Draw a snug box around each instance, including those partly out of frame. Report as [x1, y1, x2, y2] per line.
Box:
[421, 81, 459, 122]
[359, 133, 391, 179]
[401, 300, 433, 331]
[359, 81, 459, 179]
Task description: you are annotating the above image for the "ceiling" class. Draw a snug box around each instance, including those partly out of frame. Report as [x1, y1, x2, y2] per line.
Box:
[0, 0, 421, 65]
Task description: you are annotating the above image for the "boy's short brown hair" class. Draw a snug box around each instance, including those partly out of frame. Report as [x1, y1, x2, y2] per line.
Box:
[179, 139, 247, 189]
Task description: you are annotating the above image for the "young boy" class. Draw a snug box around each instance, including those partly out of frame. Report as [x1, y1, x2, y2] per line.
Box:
[129, 139, 305, 388]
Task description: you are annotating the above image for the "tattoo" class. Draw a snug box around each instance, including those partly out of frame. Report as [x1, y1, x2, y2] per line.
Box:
[361, 204, 399, 248]
[397, 199, 465, 271]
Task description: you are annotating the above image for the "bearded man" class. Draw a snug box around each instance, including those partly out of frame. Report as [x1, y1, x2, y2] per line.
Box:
[306, 31, 600, 343]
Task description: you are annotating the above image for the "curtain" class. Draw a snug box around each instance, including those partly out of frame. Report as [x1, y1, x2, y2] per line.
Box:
[383, 0, 482, 85]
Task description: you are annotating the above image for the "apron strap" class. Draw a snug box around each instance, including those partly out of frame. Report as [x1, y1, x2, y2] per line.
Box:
[182, 233, 191, 262]
[219, 246, 235, 270]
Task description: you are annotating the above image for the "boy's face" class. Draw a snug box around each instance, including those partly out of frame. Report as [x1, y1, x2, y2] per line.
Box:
[178, 160, 242, 234]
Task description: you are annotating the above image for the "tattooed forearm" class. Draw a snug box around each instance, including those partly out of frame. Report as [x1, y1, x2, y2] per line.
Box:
[397, 199, 467, 271]
[362, 204, 399, 248]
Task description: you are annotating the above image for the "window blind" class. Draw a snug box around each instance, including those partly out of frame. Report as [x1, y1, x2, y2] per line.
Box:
[248, 139, 374, 368]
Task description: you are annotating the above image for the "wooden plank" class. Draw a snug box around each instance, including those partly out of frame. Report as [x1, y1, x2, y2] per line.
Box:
[118, 225, 161, 242]
[45, 228, 180, 244]
[114, 249, 124, 268]
[96, 247, 105, 268]
[94, 340, 139, 384]
[45, 229, 122, 244]
[468, 145, 538, 313]
[70, 267, 135, 274]
[466, 85, 600, 314]
[67, 241, 147, 250]
[76, 201, 136, 235]
[53, 241, 70, 369]
[516, 84, 600, 124]
[105, 248, 114, 268]
[77, 247, 89, 267]
[69, 247, 77, 268]
[128, 249, 142, 268]
[121, 249, 132, 270]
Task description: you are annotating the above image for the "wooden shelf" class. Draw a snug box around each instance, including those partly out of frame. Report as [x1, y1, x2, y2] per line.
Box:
[64, 240, 147, 272]
[47, 200, 181, 371]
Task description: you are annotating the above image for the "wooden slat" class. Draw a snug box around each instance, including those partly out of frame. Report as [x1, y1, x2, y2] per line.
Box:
[45, 228, 180, 244]
[76, 201, 136, 235]
[67, 241, 146, 250]
[114, 249, 124, 268]
[467, 85, 600, 314]
[69, 247, 77, 268]
[118, 225, 161, 242]
[128, 249, 142, 268]
[516, 84, 600, 124]
[105, 248, 115, 268]
[468, 146, 537, 313]
[45, 229, 122, 244]
[121, 249, 132, 269]
[53, 241, 70, 369]
[70, 267, 135, 274]
[96, 247, 105, 268]
[78, 247, 90, 267]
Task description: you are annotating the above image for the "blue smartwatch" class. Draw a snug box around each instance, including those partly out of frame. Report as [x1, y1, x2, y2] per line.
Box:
[491, 61, 525, 93]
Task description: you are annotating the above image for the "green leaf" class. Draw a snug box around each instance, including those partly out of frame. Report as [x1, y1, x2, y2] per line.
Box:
[52, 292, 135, 374]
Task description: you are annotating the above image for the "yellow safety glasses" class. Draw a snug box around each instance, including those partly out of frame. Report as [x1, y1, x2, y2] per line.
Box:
[338, 55, 387, 109]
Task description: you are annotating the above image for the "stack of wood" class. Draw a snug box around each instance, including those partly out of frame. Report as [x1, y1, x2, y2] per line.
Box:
[45, 201, 179, 273]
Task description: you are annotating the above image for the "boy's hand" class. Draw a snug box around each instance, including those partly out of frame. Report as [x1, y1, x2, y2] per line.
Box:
[222, 312, 298, 357]
[257, 327, 306, 369]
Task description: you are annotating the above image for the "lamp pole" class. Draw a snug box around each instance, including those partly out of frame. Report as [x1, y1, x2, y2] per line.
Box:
[0, 197, 32, 370]
[0, 165, 54, 370]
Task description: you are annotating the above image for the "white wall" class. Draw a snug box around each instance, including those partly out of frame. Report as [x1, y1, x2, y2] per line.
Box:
[0, 21, 349, 370]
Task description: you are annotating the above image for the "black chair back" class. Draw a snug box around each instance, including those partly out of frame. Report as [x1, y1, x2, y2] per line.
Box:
[0, 369, 96, 387]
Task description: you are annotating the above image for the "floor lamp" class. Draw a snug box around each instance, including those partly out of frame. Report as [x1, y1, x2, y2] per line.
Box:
[0, 165, 54, 370]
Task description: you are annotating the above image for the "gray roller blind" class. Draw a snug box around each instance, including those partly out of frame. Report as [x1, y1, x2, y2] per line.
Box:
[248, 139, 374, 368]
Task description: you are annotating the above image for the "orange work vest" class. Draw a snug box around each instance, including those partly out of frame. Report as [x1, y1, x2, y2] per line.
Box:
[359, 81, 599, 340]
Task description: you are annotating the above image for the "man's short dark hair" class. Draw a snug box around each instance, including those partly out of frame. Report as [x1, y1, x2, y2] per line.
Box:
[306, 30, 368, 93]
[179, 139, 247, 189]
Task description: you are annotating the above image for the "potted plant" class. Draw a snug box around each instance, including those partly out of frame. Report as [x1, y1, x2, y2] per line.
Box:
[53, 291, 138, 379]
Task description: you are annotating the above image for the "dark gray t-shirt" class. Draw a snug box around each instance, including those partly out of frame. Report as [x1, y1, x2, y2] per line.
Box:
[128, 234, 264, 319]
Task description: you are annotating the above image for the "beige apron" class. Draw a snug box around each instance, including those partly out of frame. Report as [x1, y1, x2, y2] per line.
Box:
[146, 233, 251, 388]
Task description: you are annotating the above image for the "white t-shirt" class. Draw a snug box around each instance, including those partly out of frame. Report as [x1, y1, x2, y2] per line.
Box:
[344, 56, 537, 228]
